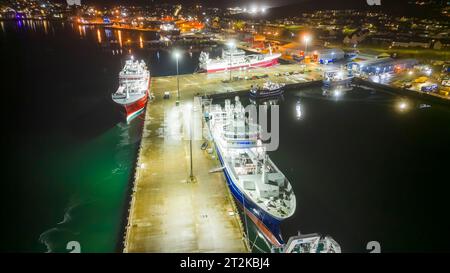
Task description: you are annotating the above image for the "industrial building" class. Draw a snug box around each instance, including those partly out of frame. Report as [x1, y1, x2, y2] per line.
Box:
[312, 48, 345, 64]
[349, 58, 418, 74]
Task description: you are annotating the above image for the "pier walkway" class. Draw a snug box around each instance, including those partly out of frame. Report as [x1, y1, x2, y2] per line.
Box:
[123, 95, 247, 252]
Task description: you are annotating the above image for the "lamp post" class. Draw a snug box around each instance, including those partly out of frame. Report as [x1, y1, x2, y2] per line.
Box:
[174, 50, 181, 105]
[187, 103, 195, 182]
[303, 35, 311, 58]
[227, 41, 235, 81]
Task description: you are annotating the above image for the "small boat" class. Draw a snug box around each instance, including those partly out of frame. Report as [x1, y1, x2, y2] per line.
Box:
[249, 81, 285, 98]
[322, 70, 353, 95]
[275, 232, 341, 253]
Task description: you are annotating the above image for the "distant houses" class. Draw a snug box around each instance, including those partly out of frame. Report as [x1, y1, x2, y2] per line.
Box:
[343, 29, 370, 46]
[391, 40, 431, 49]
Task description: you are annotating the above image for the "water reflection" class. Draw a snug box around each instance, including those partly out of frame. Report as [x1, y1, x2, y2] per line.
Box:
[397, 99, 410, 113]
[249, 96, 283, 106]
[43, 20, 48, 35]
[97, 29, 102, 43]
[117, 30, 122, 47]
[105, 29, 112, 39]
[296, 100, 302, 120]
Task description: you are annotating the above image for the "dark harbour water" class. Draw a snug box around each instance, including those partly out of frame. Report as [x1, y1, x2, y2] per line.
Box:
[0, 20, 222, 253]
[238, 89, 450, 253]
[2, 20, 450, 253]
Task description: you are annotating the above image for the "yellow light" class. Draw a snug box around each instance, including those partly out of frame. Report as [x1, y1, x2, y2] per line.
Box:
[304, 35, 311, 43]
[97, 29, 102, 43]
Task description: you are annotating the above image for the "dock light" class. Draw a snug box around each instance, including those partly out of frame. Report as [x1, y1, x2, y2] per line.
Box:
[334, 90, 342, 97]
[408, 70, 414, 76]
[303, 35, 311, 57]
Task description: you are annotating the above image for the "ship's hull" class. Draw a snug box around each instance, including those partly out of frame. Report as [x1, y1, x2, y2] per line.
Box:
[214, 142, 284, 248]
[115, 91, 148, 123]
[204, 55, 279, 73]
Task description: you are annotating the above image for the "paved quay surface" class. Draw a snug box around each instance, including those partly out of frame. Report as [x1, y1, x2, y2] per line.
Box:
[123, 95, 248, 253]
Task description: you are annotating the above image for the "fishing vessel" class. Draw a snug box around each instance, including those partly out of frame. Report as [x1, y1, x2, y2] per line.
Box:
[199, 47, 280, 73]
[112, 57, 150, 123]
[205, 97, 296, 247]
[322, 70, 353, 96]
[249, 82, 285, 98]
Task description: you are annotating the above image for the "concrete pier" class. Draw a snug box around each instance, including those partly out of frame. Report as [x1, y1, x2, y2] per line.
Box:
[150, 63, 322, 99]
[123, 63, 322, 253]
[123, 95, 248, 253]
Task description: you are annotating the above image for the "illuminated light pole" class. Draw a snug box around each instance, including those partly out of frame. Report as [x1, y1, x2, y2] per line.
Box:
[174, 50, 181, 105]
[187, 103, 195, 183]
[227, 40, 235, 81]
[303, 35, 311, 58]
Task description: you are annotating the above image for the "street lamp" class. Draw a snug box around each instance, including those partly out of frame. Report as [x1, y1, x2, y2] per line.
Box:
[187, 103, 195, 182]
[227, 40, 235, 81]
[303, 35, 311, 57]
[174, 50, 181, 104]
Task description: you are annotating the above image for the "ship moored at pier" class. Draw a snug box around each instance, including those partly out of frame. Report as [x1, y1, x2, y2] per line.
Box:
[112, 57, 150, 123]
[199, 48, 281, 73]
[205, 97, 296, 247]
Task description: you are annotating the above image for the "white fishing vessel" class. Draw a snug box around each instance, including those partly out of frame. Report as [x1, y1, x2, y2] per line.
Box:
[199, 47, 280, 73]
[205, 97, 296, 247]
[111, 57, 150, 123]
